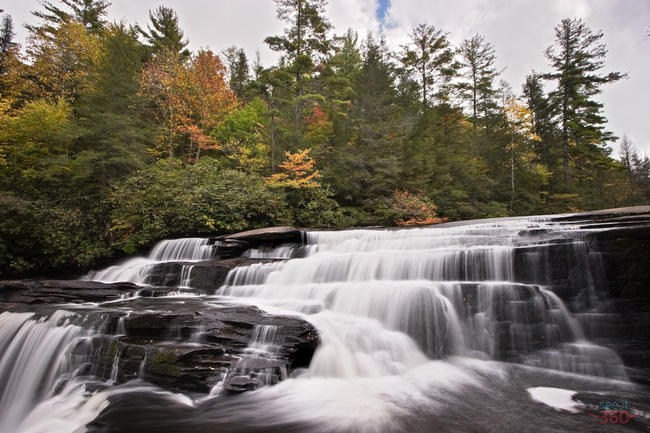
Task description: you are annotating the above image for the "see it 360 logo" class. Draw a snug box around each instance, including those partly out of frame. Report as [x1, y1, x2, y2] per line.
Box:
[587, 401, 639, 425]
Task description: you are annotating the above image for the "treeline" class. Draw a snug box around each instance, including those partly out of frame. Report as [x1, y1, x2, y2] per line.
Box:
[0, 0, 648, 277]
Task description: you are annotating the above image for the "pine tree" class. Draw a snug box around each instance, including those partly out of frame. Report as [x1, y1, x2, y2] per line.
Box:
[543, 18, 625, 182]
[265, 0, 332, 131]
[224, 46, 250, 100]
[457, 34, 499, 130]
[522, 72, 558, 171]
[138, 6, 189, 60]
[26, 0, 110, 38]
[399, 24, 457, 109]
[0, 14, 16, 75]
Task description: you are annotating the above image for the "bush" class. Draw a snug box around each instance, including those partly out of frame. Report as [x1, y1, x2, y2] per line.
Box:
[0, 195, 107, 277]
[109, 159, 290, 252]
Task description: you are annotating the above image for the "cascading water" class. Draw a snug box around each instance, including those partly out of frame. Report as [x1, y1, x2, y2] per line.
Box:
[0, 311, 101, 433]
[2, 215, 649, 433]
[219, 219, 623, 378]
[82, 238, 213, 284]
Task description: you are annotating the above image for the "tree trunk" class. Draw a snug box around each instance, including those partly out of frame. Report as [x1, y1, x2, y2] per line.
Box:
[271, 109, 276, 173]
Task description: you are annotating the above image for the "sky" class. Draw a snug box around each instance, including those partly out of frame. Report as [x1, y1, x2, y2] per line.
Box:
[4, 0, 650, 156]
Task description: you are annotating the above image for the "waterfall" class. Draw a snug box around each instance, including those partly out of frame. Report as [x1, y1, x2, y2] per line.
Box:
[1, 215, 640, 433]
[83, 238, 213, 284]
[0, 311, 92, 432]
[219, 219, 624, 378]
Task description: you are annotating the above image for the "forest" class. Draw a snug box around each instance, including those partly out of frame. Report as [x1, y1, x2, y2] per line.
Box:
[0, 0, 648, 278]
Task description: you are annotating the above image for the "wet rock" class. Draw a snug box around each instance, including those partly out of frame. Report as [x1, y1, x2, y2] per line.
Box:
[0, 279, 139, 311]
[208, 227, 304, 259]
[146, 258, 280, 291]
[549, 206, 650, 385]
[90, 303, 318, 394]
[214, 226, 303, 245]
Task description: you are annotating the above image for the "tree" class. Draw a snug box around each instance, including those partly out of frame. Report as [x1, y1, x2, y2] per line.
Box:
[325, 29, 362, 146]
[503, 97, 548, 211]
[399, 24, 457, 109]
[27, 20, 101, 101]
[390, 189, 447, 226]
[138, 6, 189, 59]
[327, 34, 402, 218]
[255, 65, 294, 172]
[522, 71, 557, 170]
[543, 18, 625, 183]
[267, 148, 321, 189]
[618, 135, 650, 203]
[0, 14, 18, 82]
[0, 15, 15, 59]
[223, 46, 250, 100]
[73, 23, 152, 193]
[457, 34, 499, 129]
[214, 97, 272, 174]
[139, 49, 189, 159]
[0, 98, 78, 199]
[265, 0, 332, 130]
[26, 0, 110, 38]
[184, 49, 237, 161]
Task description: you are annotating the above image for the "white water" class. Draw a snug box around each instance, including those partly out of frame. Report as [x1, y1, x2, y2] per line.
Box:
[0, 217, 636, 433]
[0, 311, 92, 432]
[83, 238, 213, 284]
[219, 219, 622, 377]
[205, 220, 627, 430]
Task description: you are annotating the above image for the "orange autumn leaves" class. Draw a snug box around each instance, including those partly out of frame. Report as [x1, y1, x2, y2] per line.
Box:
[267, 148, 321, 189]
[391, 189, 448, 226]
[139, 49, 236, 162]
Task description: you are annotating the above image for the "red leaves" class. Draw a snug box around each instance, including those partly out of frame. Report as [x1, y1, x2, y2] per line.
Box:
[391, 189, 448, 226]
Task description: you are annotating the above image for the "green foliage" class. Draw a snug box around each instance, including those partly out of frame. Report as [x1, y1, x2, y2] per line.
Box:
[0, 195, 107, 277]
[109, 159, 290, 252]
[285, 186, 342, 228]
[26, 0, 110, 38]
[214, 98, 271, 174]
[138, 6, 190, 59]
[0, 98, 78, 198]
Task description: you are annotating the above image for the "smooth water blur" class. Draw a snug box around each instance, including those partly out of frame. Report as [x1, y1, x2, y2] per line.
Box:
[83, 238, 213, 284]
[3, 217, 649, 433]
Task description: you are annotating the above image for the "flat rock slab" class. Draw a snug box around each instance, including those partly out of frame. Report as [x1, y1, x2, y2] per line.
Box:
[212, 226, 303, 245]
[0, 279, 140, 310]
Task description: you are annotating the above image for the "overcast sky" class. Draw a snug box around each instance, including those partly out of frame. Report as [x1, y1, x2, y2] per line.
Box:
[5, 0, 650, 156]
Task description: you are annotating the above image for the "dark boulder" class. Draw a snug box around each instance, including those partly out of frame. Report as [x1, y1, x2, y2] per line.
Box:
[208, 227, 304, 259]
[90, 302, 318, 394]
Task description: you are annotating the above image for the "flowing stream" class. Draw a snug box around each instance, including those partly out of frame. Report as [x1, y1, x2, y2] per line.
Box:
[1, 217, 649, 432]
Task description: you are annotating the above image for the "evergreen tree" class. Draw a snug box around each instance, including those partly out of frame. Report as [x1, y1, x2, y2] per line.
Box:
[0, 14, 16, 75]
[265, 0, 332, 131]
[75, 23, 151, 189]
[399, 24, 457, 109]
[543, 18, 625, 183]
[26, 0, 110, 38]
[138, 6, 190, 59]
[224, 46, 250, 100]
[457, 34, 499, 129]
[324, 29, 362, 146]
[522, 72, 558, 176]
[0, 15, 15, 56]
[328, 35, 402, 218]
